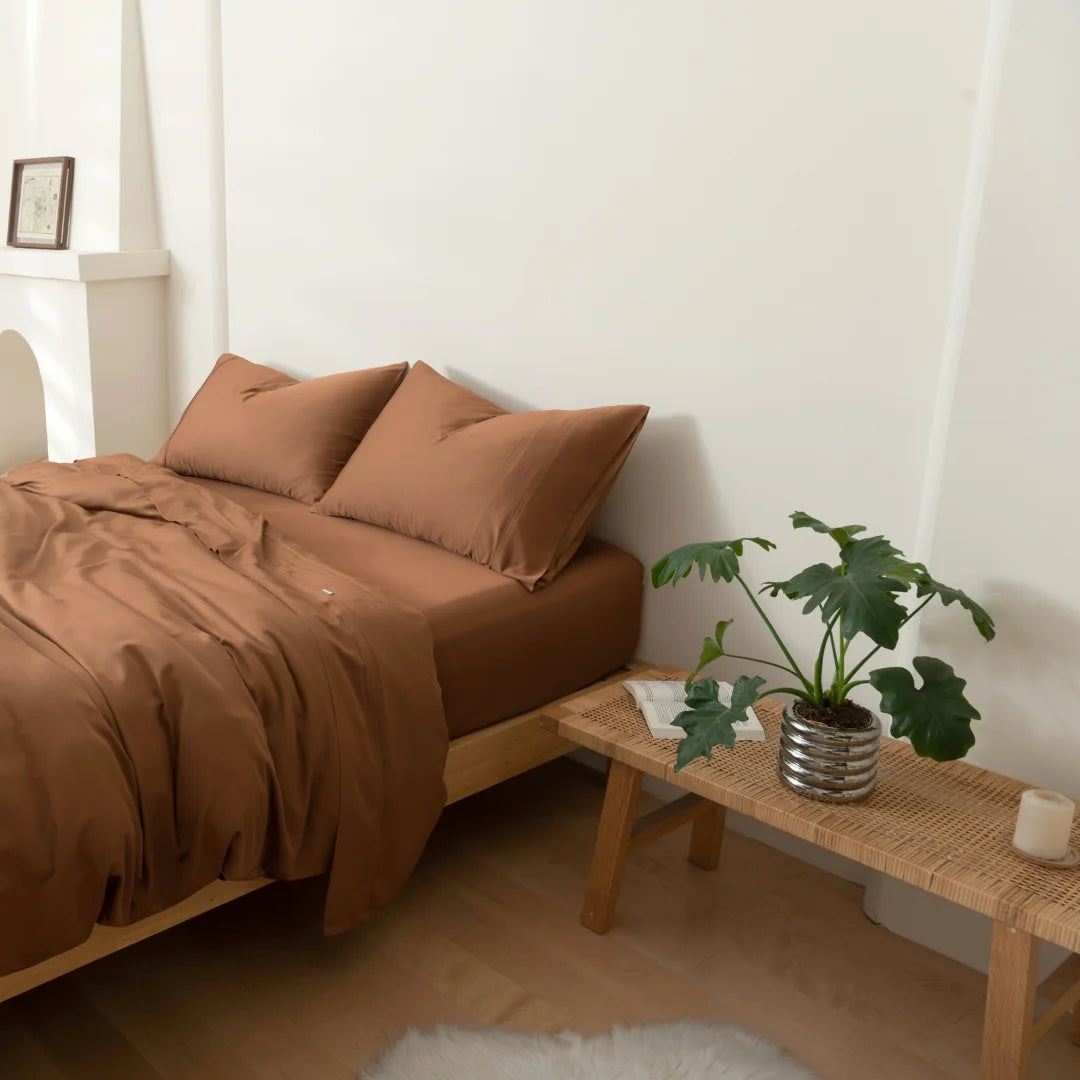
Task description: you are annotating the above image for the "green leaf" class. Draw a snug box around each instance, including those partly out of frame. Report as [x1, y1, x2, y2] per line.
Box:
[694, 635, 725, 671]
[650, 538, 775, 588]
[869, 656, 980, 761]
[915, 575, 996, 642]
[790, 511, 866, 549]
[880, 561, 927, 586]
[684, 676, 722, 708]
[674, 675, 766, 771]
[685, 619, 734, 690]
[762, 562, 834, 600]
[764, 536, 910, 648]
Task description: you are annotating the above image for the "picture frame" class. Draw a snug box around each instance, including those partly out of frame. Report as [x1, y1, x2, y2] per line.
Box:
[7, 157, 74, 250]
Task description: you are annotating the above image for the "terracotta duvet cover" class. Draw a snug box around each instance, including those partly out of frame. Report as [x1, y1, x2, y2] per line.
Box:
[0, 455, 448, 977]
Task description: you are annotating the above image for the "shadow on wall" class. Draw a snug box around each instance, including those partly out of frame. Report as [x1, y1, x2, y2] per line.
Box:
[445, 361, 722, 561]
[593, 412, 760, 669]
[442, 365, 538, 415]
[439, 367, 779, 672]
[0, 330, 47, 472]
[920, 580, 1080, 796]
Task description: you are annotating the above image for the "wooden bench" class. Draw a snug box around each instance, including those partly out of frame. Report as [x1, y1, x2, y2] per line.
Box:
[539, 665, 1080, 1080]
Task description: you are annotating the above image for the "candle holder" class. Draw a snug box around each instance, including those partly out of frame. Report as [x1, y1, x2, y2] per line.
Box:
[1011, 842, 1080, 869]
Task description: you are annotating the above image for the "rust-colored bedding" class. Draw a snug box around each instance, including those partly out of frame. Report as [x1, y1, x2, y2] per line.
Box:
[190, 478, 644, 737]
[0, 456, 447, 978]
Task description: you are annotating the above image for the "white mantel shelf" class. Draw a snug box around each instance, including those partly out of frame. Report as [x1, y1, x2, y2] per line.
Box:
[0, 248, 170, 282]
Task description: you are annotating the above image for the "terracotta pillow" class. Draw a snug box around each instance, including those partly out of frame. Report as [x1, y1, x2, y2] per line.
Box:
[157, 354, 407, 503]
[316, 362, 648, 588]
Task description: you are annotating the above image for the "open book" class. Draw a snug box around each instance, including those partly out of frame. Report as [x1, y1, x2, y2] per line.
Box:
[622, 679, 766, 742]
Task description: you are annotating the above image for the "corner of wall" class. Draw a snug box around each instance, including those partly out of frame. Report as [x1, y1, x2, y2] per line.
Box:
[119, 0, 161, 251]
[865, 0, 1017, 970]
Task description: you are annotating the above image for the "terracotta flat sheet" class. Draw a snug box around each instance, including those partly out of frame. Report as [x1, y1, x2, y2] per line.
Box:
[0, 456, 447, 977]
[190, 479, 645, 737]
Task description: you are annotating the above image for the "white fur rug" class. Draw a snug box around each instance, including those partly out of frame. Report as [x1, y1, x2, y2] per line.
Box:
[361, 1021, 819, 1079]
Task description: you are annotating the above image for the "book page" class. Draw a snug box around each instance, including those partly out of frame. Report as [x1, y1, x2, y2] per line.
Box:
[641, 700, 689, 725]
[622, 680, 685, 706]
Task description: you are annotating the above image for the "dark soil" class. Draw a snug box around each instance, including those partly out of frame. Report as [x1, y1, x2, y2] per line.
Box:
[792, 698, 876, 732]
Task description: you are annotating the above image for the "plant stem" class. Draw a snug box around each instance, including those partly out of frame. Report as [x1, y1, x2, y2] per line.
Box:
[812, 613, 840, 706]
[842, 594, 935, 686]
[829, 632, 849, 704]
[734, 573, 815, 697]
[723, 652, 800, 677]
[842, 644, 880, 687]
[763, 686, 814, 701]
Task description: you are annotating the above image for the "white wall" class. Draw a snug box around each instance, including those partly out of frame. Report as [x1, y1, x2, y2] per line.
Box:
[0, 0, 126, 251]
[139, 0, 228, 420]
[918, 0, 1080, 797]
[217, 0, 990, 676]
[866, 0, 1080, 972]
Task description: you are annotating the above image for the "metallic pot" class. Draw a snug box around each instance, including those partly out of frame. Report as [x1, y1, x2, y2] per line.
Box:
[777, 704, 881, 803]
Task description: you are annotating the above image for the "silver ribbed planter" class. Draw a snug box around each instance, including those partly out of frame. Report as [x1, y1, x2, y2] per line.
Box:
[778, 704, 881, 803]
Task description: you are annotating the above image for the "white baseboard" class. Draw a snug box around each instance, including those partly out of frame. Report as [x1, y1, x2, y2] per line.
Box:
[863, 874, 1068, 978]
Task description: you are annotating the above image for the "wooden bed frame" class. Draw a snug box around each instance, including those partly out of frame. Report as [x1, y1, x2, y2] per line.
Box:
[0, 662, 646, 1004]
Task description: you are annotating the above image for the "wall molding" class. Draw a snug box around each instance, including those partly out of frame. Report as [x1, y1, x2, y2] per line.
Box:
[0, 248, 170, 282]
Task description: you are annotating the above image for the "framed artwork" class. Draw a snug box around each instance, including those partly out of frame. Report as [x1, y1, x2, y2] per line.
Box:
[7, 157, 74, 250]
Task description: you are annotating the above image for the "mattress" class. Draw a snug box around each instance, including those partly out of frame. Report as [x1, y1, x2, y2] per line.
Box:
[190, 478, 644, 737]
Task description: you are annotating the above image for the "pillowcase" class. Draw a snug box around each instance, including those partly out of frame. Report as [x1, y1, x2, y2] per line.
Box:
[315, 361, 648, 588]
[157, 354, 407, 503]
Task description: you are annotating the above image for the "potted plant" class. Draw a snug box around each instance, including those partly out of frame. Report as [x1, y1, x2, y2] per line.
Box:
[651, 512, 995, 802]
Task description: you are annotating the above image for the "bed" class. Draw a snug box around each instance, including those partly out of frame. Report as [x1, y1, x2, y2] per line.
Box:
[189, 477, 644, 740]
[0, 457, 644, 1002]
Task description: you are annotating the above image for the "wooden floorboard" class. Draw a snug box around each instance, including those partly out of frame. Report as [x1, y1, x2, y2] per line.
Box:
[0, 757, 1077, 1079]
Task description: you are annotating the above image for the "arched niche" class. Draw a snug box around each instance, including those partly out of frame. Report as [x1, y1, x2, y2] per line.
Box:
[0, 329, 48, 472]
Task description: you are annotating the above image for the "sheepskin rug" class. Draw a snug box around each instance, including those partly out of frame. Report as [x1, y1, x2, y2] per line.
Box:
[361, 1020, 819, 1079]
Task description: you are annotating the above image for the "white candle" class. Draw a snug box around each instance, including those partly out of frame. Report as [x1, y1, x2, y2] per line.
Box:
[1013, 789, 1075, 861]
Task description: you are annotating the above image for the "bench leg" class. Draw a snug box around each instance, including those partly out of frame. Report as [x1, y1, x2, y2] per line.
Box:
[580, 759, 642, 934]
[981, 921, 1038, 1080]
[688, 802, 726, 870]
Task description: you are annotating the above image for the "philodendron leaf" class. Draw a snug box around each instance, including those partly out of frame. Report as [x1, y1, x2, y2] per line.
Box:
[790, 511, 867, 549]
[684, 675, 725, 708]
[880, 561, 927, 586]
[650, 538, 775, 588]
[762, 562, 834, 601]
[685, 619, 735, 690]
[673, 675, 766, 771]
[869, 656, 980, 762]
[763, 536, 910, 648]
[915, 575, 996, 641]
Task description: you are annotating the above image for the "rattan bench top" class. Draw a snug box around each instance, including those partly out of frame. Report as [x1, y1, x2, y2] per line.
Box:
[539, 666, 1080, 952]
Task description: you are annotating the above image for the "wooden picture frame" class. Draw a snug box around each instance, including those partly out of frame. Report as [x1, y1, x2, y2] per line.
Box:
[7, 157, 74, 250]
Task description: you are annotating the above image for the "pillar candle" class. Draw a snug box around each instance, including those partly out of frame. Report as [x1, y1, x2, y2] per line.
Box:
[1013, 789, 1075, 860]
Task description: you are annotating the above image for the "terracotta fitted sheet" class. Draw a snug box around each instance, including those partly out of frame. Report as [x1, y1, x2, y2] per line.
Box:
[191, 478, 645, 738]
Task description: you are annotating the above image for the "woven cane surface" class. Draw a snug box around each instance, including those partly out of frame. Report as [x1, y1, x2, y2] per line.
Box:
[541, 666, 1080, 951]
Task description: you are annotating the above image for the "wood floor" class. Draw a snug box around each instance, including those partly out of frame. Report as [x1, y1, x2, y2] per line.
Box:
[0, 758, 1077, 1079]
